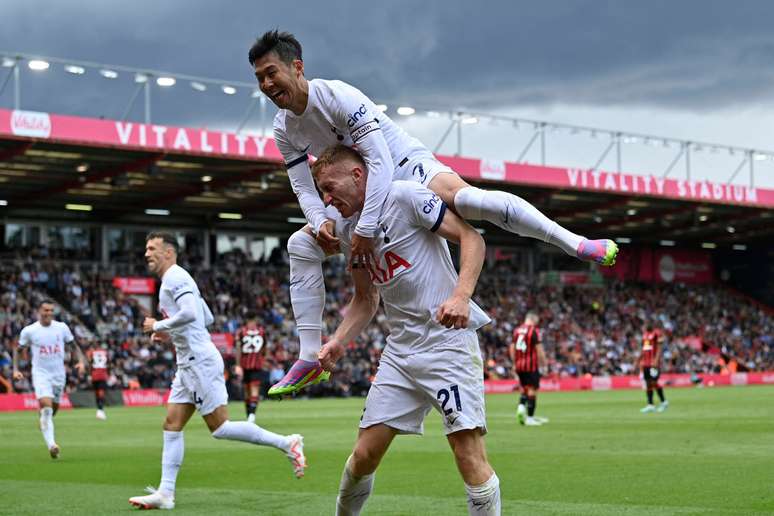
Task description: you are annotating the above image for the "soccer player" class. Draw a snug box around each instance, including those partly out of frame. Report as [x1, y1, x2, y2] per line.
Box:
[87, 342, 109, 420]
[313, 146, 501, 516]
[639, 323, 668, 413]
[247, 30, 619, 396]
[234, 312, 268, 423]
[129, 232, 306, 511]
[12, 299, 86, 459]
[509, 312, 548, 426]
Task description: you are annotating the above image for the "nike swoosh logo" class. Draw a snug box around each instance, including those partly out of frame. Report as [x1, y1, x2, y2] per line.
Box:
[301, 144, 311, 153]
[503, 205, 510, 226]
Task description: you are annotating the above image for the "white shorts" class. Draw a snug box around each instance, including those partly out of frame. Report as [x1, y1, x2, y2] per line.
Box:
[360, 331, 487, 436]
[393, 155, 455, 187]
[32, 370, 65, 403]
[168, 353, 228, 416]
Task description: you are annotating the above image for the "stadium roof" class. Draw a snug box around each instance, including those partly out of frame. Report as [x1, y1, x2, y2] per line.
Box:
[0, 108, 772, 250]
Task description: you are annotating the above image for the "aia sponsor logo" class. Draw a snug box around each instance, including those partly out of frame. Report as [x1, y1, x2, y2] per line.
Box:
[347, 104, 368, 127]
[11, 110, 51, 138]
[367, 251, 411, 284]
[422, 194, 440, 214]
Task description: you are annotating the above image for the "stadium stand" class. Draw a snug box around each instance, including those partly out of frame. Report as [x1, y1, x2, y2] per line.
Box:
[3, 251, 771, 398]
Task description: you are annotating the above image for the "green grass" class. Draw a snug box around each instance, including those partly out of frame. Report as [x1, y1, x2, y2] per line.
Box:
[1, 386, 773, 515]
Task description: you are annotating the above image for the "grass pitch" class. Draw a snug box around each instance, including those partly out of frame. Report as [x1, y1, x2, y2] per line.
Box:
[1, 386, 772, 515]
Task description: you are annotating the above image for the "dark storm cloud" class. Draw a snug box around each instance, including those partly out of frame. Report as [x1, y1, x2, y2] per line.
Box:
[3, 0, 774, 115]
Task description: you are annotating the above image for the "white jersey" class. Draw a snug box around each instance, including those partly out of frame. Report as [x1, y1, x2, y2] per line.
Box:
[274, 78, 434, 237]
[18, 320, 75, 378]
[154, 264, 219, 366]
[339, 181, 491, 356]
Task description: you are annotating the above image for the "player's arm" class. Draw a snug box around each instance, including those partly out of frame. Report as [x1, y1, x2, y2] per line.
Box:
[434, 208, 486, 329]
[275, 124, 330, 235]
[12, 338, 25, 380]
[318, 268, 379, 371]
[332, 90, 393, 262]
[233, 329, 243, 376]
[73, 341, 87, 375]
[146, 291, 197, 333]
[537, 343, 548, 371]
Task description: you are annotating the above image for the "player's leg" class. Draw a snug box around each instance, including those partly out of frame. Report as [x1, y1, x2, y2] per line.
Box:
[447, 429, 501, 516]
[516, 385, 528, 425]
[129, 401, 193, 510]
[641, 374, 656, 412]
[525, 385, 540, 425]
[94, 381, 107, 420]
[337, 424, 396, 516]
[427, 170, 617, 266]
[655, 373, 668, 412]
[37, 396, 58, 457]
[246, 377, 260, 423]
[200, 356, 306, 478]
[268, 225, 332, 396]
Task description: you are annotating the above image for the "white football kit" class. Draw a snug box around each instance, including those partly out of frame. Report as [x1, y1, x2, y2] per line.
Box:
[274, 78, 452, 236]
[338, 181, 491, 435]
[153, 264, 225, 415]
[18, 320, 75, 402]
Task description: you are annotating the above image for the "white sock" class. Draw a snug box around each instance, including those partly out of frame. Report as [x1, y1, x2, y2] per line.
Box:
[465, 473, 501, 516]
[288, 229, 326, 362]
[336, 455, 375, 516]
[454, 186, 584, 256]
[159, 430, 184, 497]
[212, 420, 289, 452]
[39, 407, 55, 448]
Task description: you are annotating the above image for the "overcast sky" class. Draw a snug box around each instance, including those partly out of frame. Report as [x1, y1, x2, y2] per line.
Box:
[2, 0, 774, 185]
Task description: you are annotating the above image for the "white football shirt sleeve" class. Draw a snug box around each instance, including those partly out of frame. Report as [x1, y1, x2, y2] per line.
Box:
[201, 298, 214, 326]
[18, 327, 30, 348]
[331, 90, 394, 237]
[395, 181, 447, 232]
[62, 323, 75, 343]
[153, 290, 197, 332]
[274, 121, 328, 233]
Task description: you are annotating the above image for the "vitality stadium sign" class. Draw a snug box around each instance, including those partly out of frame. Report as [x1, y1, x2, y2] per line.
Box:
[1, 108, 773, 208]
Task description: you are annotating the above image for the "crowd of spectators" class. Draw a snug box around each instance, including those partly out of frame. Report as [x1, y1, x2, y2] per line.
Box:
[1, 250, 772, 398]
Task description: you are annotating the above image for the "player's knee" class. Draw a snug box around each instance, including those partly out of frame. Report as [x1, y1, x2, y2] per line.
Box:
[287, 229, 324, 260]
[350, 444, 382, 475]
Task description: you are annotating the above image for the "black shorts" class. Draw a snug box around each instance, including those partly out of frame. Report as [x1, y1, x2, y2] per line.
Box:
[643, 367, 660, 383]
[93, 380, 107, 391]
[517, 371, 541, 389]
[243, 369, 267, 385]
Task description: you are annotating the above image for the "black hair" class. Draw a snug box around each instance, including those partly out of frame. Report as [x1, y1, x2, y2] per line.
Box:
[146, 231, 179, 253]
[39, 299, 55, 308]
[248, 29, 303, 66]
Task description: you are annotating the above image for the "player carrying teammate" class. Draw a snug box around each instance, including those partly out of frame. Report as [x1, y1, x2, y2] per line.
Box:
[639, 323, 668, 413]
[86, 342, 109, 420]
[314, 146, 501, 516]
[247, 29, 619, 397]
[509, 312, 548, 426]
[234, 312, 268, 423]
[12, 299, 87, 458]
[129, 232, 306, 511]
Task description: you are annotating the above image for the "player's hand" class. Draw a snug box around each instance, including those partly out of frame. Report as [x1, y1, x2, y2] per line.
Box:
[143, 317, 157, 333]
[318, 340, 345, 371]
[315, 220, 340, 256]
[349, 234, 376, 271]
[436, 294, 470, 329]
[151, 331, 171, 344]
[75, 362, 86, 375]
[234, 365, 244, 378]
[12, 369, 23, 381]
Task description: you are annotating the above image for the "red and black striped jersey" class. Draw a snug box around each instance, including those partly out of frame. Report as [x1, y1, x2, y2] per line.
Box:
[87, 347, 109, 381]
[512, 324, 541, 373]
[640, 330, 663, 368]
[236, 325, 267, 370]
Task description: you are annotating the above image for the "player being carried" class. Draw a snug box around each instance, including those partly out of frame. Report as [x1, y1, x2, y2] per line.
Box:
[509, 312, 548, 426]
[129, 232, 306, 511]
[234, 311, 269, 423]
[247, 29, 619, 396]
[86, 342, 110, 420]
[313, 145, 501, 515]
[13, 299, 87, 459]
[639, 322, 668, 413]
